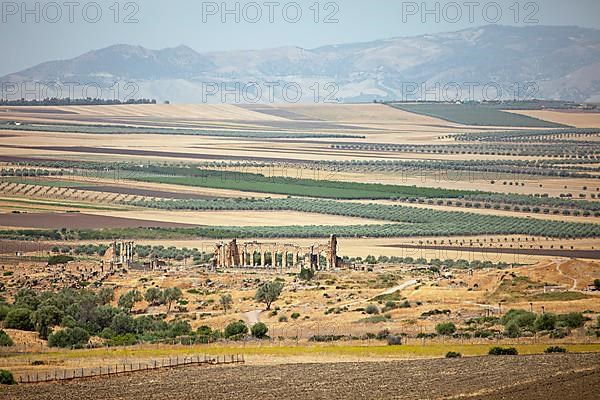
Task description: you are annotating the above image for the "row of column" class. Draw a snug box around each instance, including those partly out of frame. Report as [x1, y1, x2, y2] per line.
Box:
[113, 241, 134, 266]
[235, 250, 329, 270]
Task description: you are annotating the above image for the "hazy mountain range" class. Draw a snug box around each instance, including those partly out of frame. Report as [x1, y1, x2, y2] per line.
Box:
[3, 25, 600, 103]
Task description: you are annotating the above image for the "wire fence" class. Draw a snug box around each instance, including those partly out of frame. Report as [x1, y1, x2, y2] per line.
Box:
[15, 353, 244, 384]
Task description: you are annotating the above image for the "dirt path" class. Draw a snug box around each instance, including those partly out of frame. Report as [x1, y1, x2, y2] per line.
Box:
[380, 279, 419, 296]
[338, 279, 419, 309]
[556, 262, 578, 290]
[242, 310, 263, 324]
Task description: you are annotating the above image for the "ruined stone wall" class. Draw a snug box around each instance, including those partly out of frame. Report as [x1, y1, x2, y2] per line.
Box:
[213, 235, 339, 271]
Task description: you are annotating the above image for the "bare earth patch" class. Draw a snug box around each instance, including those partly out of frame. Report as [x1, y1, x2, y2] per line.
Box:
[0, 354, 598, 400]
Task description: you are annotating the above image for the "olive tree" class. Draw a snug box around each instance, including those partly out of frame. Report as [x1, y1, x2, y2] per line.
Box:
[255, 281, 284, 311]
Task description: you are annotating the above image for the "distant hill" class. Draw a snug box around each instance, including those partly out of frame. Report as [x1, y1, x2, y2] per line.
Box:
[3, 25, 600, 103]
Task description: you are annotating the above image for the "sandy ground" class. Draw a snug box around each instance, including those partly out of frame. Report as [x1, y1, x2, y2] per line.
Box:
[84, 209, 389, 226]
[508, 109, 600, 128]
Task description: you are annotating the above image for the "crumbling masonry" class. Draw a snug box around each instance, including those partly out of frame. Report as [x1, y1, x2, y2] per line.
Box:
[213, 235, 340, 271]
[104, 240, 134, 270]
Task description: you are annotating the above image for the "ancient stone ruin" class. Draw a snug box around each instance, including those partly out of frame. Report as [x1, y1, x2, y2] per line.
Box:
[213, 234, 340, 272]
[104, 240, 135, 270]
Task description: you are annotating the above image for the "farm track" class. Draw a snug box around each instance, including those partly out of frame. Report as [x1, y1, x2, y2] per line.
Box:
[1, 353, 598, 400]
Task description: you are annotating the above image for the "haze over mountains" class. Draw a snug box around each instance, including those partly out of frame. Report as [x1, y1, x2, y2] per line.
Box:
[2, 25, 600, 103]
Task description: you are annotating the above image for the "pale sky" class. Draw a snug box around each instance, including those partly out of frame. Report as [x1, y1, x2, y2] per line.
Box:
[1, 0, 599, 76]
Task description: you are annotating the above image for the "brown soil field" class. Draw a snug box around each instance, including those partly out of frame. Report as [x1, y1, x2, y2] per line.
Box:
[1, 354, 598, 400]
[0, 240, 53, 254]
[508, 109, 600, 128]
[0, 212, 197, 229]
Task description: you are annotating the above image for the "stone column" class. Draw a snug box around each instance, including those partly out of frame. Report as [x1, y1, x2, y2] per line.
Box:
[260, 251, 265, 267]
[293, 252, 298, 267]
[282, 251, 287, 269]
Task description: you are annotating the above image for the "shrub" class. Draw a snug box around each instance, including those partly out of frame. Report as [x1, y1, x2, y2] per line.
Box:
[435, 322, 456, 335]
[500, 309, 535, 329]
[4, 308, 34, 331]
[545, 346, 567, 354]
[278, 316, 288, 322]
[558, 312, 585, 329]
[224, 321, 248, 339]
[48, 327, 90, 348]
[0, 370, 16, 385]
[445, 351, 462, 358]
[298, 267, 315, 281]
[107, 333, 137, 347]
[534, 313, 557, 331]
[0, 305, 10, 321]
[47, 254, 74, 265]
[399, 300, 411, 308]
[488, 346, 518, 355]
[505, 322, 521, 338]
[291, 312, 300, 320]
[387, 335, 402, 345]
[111, 313, 136, 335]
[0, 330, 14, 347]
[376, 329, 390, 340]
[365, 304, 380, 315]
[251, 322, 268, 339]
[359, 314, 391, 324]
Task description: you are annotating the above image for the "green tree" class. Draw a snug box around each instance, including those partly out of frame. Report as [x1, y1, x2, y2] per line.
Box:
[47, 327, 89, 348]
[98, 287, 115, 305]
[0, 330, 14, 347]
[224, 321, 248, 339]
[0, 370, 16, 385]
[118, 290, 142, 312]
[14, 288, 39, 310]
[298, 267, 315, 281]
[169, 320, 192, 337]
[163, 287, 183, 314]
[505, 321, 521, 338]
[220, 294, 233, 314]
[251, 322, 268, 338]
[31, 305, 63, 339]
[111, 313, 136, 335]
[534, 313, 557, 331]
[365, 304, 380, 315]
[435, 322, 457, 335]
[4, 308, 34, 331]
[255, 281, 284, 310]
[0, 305, 10, 321]
[558, 312, 585, 329]
[593, 279, 600, 291]
[145, 287, 163, 306]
